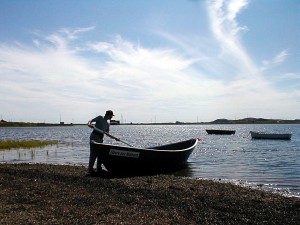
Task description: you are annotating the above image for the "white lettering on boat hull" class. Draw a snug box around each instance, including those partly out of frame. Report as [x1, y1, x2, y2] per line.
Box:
[109, 149, 140, 158]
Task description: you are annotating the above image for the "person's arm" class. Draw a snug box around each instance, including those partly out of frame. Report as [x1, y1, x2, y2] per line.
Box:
[87, 120, 93, 128]
[88, 116, 99, 128]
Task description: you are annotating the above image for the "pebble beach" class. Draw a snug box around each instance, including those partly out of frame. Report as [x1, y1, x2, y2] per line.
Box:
[0, 163, 299, 224]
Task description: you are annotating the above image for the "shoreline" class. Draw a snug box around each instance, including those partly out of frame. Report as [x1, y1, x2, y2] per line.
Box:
[1, 117, 300, 127]
[1, 163, 299, 224]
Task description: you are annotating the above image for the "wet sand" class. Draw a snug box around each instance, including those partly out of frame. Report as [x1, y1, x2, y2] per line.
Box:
[0, 163, 299, 224]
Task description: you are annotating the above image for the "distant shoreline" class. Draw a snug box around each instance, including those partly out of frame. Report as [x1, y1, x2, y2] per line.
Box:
[1, 117, 300, 127]
[0, 121, 75, 127]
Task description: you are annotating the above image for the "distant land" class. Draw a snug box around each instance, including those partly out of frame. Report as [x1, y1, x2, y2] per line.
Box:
[204, 117, 300, 124]
[0, 120, 74, 127]
[138, 117, 300, 125]
[1, 117, 300, 127]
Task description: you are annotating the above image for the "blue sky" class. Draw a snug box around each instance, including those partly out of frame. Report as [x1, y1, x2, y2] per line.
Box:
[0, 0, 299, 123]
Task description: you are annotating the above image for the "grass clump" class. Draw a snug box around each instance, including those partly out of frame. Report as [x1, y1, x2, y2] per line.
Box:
[0, 140, 58, 150]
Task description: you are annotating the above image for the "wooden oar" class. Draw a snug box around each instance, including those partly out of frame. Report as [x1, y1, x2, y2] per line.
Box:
[88, 125, 134, 147]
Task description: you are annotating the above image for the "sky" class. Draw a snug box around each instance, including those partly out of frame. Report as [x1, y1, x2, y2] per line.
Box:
[0, 0, 299, 124]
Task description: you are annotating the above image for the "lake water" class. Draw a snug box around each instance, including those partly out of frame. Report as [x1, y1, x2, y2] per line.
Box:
[1, 124, 299, 198]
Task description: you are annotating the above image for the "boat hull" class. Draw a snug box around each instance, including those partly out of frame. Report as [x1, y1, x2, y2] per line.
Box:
[91, 139, 198, 175]
[206, 129, 235, 135]
[250, 131, 292, 140]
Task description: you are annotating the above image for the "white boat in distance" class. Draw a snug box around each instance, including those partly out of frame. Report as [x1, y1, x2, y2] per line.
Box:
[250, 131, 292, 140]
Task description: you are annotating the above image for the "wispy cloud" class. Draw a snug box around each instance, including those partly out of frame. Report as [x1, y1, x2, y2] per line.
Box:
[150, 0, 300, 120]
[278, 72, 300, 80]
[262, 50, 288, 70]
[0, 28, 215, 122]
[206, 0, 260, 78]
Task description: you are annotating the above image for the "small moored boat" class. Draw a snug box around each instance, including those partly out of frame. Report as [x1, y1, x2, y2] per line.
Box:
[250, 131, 292, 140]
[91, 139, 198, 175]
[206, 129, 235, 135]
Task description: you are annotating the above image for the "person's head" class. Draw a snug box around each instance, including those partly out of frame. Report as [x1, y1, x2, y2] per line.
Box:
[105, 110, 114, 119]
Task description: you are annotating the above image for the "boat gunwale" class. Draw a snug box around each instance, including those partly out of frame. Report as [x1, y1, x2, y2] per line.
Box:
[91, 139, 198, 153]
[206, 129, 235, 132]
[250, 131, 292, 135]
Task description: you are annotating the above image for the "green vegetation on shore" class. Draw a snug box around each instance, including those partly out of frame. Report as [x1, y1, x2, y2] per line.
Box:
[0, 140, 58, 150]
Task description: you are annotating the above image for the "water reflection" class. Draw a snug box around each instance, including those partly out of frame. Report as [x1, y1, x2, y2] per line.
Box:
[171, 163, 195, 177]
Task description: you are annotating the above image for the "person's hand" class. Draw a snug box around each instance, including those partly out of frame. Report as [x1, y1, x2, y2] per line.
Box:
[87, 123, 94, 128]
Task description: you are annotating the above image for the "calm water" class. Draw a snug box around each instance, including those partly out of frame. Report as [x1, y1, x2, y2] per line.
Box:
[1, 124, 299, 197]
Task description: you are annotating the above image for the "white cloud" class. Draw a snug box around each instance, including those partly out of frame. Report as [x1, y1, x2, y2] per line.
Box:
[59, 26, 95, 40]
[226, 0, 248, 22]
[1, 29, 214, 122]
[206, 0, 259, 79]
[0, 4, 299, 123]
[262, 50, 288, 70]
[278, 72, 300, 80]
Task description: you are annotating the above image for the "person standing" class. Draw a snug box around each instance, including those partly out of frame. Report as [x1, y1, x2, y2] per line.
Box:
[87, 110, 115, 175]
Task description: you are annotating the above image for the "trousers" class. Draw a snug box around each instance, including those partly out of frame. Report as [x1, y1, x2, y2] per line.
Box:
[88, 132, 103, 172]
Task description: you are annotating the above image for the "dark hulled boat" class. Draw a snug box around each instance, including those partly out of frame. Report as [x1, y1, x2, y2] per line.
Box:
[91, 139, 198, 175]
[206, 129, 236, 135]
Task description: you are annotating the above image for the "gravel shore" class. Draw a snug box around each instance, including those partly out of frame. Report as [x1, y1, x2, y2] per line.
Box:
[1, 163, 299, 224]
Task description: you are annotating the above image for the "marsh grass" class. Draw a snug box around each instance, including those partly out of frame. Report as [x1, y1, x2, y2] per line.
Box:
[0, 140, 58, 150]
